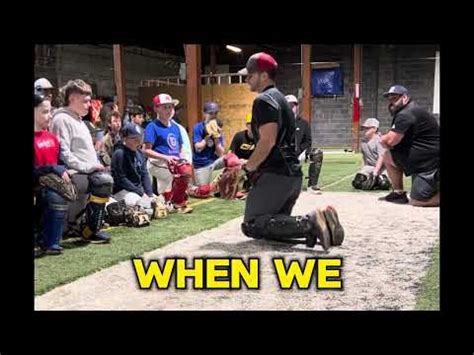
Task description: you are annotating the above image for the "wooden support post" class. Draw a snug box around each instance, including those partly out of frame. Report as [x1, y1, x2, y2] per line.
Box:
[301, 45, 312, 123]
[113, 44, 127, 116]
[185, 44, 202, 136]
[352, 44, 362, 152]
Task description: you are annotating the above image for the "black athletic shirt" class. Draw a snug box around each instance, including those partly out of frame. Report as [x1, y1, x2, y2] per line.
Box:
[251, 85, 301, 175]
[229, 130, 255, 160]
[390, 100, 440, 175]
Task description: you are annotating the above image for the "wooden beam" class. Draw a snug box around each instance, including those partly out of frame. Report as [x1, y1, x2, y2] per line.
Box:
[185, 44, 202, 137]
[113, 44, 127, 116]
[301, 45, 312, 123]
[352, 44, 362, 152]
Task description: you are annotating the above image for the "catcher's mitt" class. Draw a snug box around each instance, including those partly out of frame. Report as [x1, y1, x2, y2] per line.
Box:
[125, 205, 150, 227]
[151, 197, 168, 219]
[38, 173, 77, 201]
[205, 119, 221, 139]
[217, 167, 247, 200]
[105, 199, 127, 226]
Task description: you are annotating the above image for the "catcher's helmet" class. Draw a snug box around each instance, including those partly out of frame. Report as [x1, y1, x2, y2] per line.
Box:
[352, 173, 376, 190]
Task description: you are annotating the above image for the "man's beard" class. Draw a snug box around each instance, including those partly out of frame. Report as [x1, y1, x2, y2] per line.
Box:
[388, 103, 395, 115]
[388, 102, 402, 115]
[389, 97, 407, 115]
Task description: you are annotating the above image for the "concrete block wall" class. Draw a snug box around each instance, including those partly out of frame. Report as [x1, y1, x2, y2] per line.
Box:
[272, 44, 438, 148]
[34, 44, 182, 100]
[35, 44, 438, 148]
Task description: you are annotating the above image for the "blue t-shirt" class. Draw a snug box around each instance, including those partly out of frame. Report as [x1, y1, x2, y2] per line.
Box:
[192, 121, 224, 168]
[144, 119, 183, 157]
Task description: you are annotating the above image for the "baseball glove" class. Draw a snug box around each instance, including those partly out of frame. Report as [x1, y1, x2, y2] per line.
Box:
[151, 197, 168, 219]
[105, 199, 127, 226]
[205, 119, 221, 139]
[125, 205, 150, 227]
[38, 173, 77, 201]
[217, 167, 247, 200]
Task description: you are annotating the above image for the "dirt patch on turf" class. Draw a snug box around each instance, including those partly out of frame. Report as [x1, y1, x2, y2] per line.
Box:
[35, 192, 439, 310]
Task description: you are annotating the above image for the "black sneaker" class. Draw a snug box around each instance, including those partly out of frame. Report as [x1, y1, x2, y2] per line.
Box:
[82, 227, 111, 243]
[34, 247, 44, 257]
[89, 230, 111, 243]
[44, 247, 63, 255]
[379, 191, 409, 204]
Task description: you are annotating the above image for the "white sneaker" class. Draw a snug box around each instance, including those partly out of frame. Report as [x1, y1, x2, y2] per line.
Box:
[309, 186, 322, 194]
[176, 205, 193, 214]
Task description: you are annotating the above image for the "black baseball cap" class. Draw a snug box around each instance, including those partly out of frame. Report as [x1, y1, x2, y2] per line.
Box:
[383, 85, 409, 97]
[122, 123, 143, 138]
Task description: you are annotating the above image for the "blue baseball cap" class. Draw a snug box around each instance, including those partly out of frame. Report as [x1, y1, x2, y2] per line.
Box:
[121, 123, 143, 138]
[204, 102, 219, 114]
[383, 85, 409, 97]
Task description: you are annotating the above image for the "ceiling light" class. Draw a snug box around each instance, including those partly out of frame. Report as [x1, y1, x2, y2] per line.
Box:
[226, 45, 242, 53]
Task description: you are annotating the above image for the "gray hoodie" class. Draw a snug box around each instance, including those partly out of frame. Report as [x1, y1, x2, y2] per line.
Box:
[51, 107, 99, 173]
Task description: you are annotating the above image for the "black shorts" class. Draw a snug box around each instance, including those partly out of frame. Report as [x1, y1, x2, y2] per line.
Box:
[410, 168, 439, 201]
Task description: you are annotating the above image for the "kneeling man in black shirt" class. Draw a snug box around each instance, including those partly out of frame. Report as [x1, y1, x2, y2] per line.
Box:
[379, 85, 439, 207]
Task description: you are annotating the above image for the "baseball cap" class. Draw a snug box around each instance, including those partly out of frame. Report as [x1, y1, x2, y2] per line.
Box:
[238, 52, 278, 75]
[245, 113, 252, 124]
[153, 93, 175, 107]
[285, 94, 298, 104]
[361, 118, 380, 129]
[122, 123, 144, 138]
[34, 78, 54, 94]
[34, 78, 54, 90]
[383, 85, 408, 97]
[204, 101, 219, 114]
